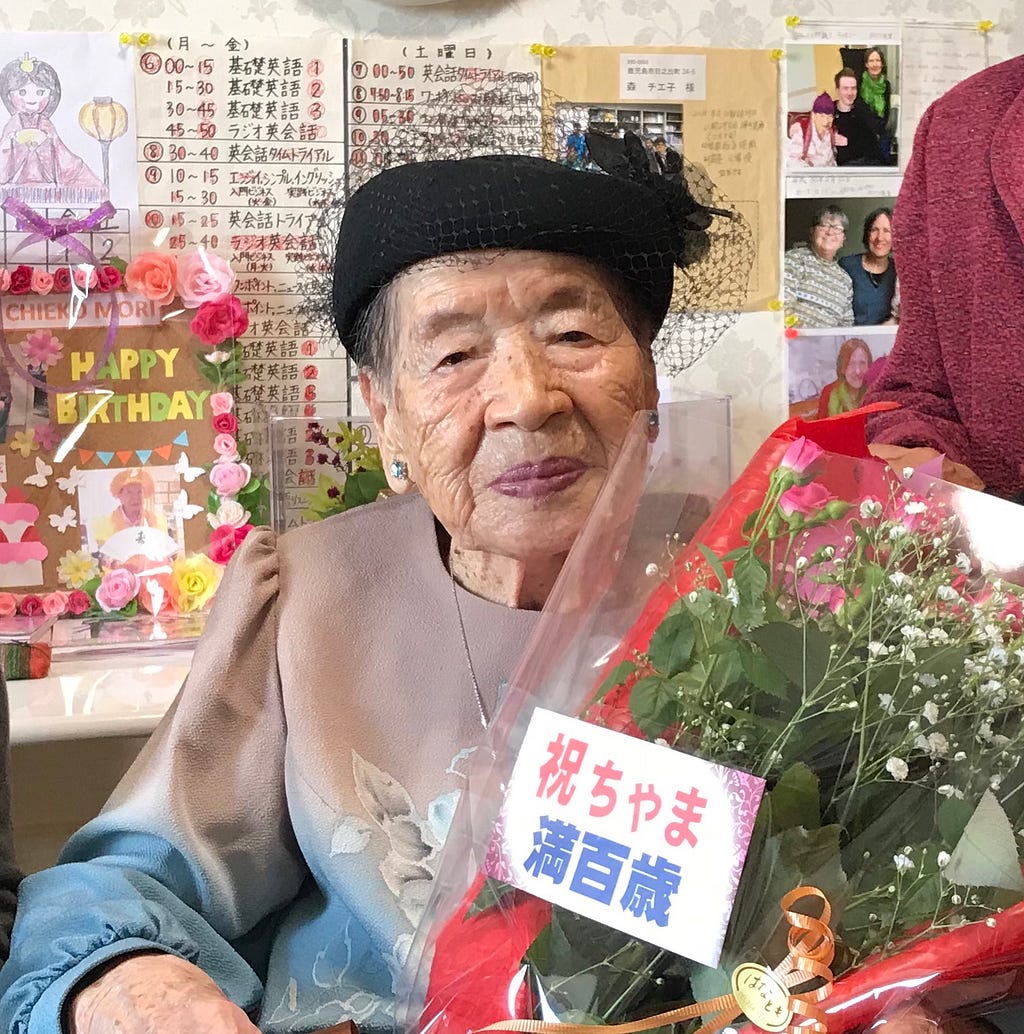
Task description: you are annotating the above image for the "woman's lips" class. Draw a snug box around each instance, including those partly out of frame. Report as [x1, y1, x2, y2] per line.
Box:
[490, 457, 586, 499]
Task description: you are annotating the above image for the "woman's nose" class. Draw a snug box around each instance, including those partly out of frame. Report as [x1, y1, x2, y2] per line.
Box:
[484, 343, 572, 431]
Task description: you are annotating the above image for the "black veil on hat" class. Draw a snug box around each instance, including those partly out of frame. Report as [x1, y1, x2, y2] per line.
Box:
[310, 143, 753, 376]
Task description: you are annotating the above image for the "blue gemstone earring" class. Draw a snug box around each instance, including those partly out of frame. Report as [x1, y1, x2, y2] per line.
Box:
[389, 459, 409, 481]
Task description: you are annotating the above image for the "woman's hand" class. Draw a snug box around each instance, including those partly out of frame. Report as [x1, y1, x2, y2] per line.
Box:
[868, 443, 986, 492]
[834, 132, 849, 146]
[68, 952, 260, 1034]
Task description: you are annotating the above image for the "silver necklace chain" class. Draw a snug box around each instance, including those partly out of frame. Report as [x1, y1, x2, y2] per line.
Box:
[449, 561, 490, 729]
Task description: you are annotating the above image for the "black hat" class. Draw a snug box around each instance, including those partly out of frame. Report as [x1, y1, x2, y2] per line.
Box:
[331, 154, 695, 363]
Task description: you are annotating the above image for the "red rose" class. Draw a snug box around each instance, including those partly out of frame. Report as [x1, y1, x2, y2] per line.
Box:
[208, 523, 254, 565]
[211, 412, 238, 435]
[18, 594, 43, 616]
[10, 265, 33, 295]
[97, 265, 122, 291]
[189, 295, 249, 346]
[66, 590, 92, 616]
[53, 267, 72, 292]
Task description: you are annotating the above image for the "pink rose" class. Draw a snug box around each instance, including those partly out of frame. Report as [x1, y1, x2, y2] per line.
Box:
[209, 460, 251, 497]
[213, 433, 238, 457]
[211, 412, 237, 435]
[125, 252, 178, 305]
[30, 269, 54, 295]
[53, 267, 72, 292]
[73, 266, 99, 290]
[0, 269, 10, 292]
[42, 591, 69, 617]
[10, 265, 32, 295]
[19, 595, 43, 616]
[189, 295, 248, 346]
[210, 392, 234, 415]
[95, 568, 140, 613]
[177, 251, 235, 308]
[779, 437, 824, 478]
[0, 593, 16, 617]
[97, 265, 122, 291]
[209, 523, 254, 565]
[779, 482, 833, 519]
[66, 590, 92, 616]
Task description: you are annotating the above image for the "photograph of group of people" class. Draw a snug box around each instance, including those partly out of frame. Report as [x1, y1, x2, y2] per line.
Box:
[786, 43, 899, 170]
[555, 104, 684, 180]
[784, 195, 898, 419]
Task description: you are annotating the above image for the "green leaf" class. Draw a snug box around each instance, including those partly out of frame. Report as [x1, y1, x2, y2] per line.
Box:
[698, 543, 730, 591]
[594, 660, 637, 702]
[768, 763, 820, 833]
[647, 603, 696, 677]
[628, 676, 678, 737]
[737, 641, 791, 699]
[343, 468, 388, 509]
[749, 621, 830, 693]
[237, 476, 262, 499]
[944, 790, 1024, 892]
[106, 255, 128, 275]
[207, 490, 221, 514]
[467, 876, 516, 917]
[81, 576, 102, 596]
[708, 638, 743, 695]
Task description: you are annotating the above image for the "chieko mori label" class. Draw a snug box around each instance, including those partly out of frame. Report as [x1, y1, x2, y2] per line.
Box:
[485, 708, 765, 968]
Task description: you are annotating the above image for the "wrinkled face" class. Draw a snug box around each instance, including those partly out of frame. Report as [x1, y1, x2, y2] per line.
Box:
[811, 218, 845, 261]
[867, 212, 892, 259]
[362, 250, 658, 561]
[10, 82, 50, 114]
[837, 76, 858, 108]
[811, 111, 833, 135]
[866, 51, 883, 77]
[118, 483, 144, 516]
[844, 347, 870, 389]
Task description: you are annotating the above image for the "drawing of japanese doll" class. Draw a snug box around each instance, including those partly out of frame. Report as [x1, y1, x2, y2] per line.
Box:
[0, 54, 107, 205]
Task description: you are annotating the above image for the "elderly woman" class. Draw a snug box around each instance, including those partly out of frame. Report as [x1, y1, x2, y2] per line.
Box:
[787, 92, 836, 169]
[0, 155, 699, 1033]
[816, 336, 872, 417]
[784, 203, 855, 328]
[838, 207, 897, 325]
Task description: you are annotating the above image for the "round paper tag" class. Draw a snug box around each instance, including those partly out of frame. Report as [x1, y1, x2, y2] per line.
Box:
[731, 963, 793, 1033]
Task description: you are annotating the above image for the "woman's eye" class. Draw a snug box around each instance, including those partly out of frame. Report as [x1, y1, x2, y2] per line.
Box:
[437, 351, 471, 368]
[558, 330, 591, 343]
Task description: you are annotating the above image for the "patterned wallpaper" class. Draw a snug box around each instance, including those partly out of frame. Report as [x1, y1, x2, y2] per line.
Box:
[3, 0, 1016, 471]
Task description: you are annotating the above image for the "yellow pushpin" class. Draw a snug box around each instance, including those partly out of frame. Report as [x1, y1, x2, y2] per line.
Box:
[138, 31, 154, 45]
[977, 19, 994, 32]
[784, 313, 800, 327]
[768, 299, 783, 311]
[770, 48, 785, 61]
[118, 32, 136, 45]
[529, 43, 557, 58]
[785, 15, 801, 28]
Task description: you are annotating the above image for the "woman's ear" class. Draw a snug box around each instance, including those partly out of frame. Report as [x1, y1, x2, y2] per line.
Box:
[359, 371, 415, 494]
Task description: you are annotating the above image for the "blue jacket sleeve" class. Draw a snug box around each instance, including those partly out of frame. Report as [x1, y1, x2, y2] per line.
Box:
[0, 529, 308, 1034]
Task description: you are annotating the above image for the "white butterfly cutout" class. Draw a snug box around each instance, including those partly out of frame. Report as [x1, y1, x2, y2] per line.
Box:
[173, 490, 203, 521]
[175, 452, 204, 483]
[57, 466, 85, 495]
[48, 505, 78, 533]
[24, 456, 52, 488]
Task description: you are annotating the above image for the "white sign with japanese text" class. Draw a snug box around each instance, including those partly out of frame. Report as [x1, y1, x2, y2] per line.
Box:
[619, 53, 706, 102]
[484, 707, 764, 968]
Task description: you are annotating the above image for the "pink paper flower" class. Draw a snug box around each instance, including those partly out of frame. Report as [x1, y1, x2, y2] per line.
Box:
[209, 460, 251, 497]
[19, 595, 43, 616]
[211, 412, 237, 435]
[95, 568, 140, 613]
[190, 295, 248, 345]
[0, 269, 10, 292]
[96, 265, 122, 291]
[125, 252, 179, 305]
[0, 594, 15, 618]
[72, 266, 99, 290]
[30, 269, 54, 295]
[779, 437, 823, 478]
[209, 523, 254, 565]
[21, 329, 63, 368]
[176, 251, 235, 308]
[209, 392, 234, 415]
[66, 590, 92, 616]
[9, 265, 32, 295]
[42, 591, 69, 617]
[213, 433, 238, 457]
[779, 481, 833, 519]
[33, 424, 60, 450]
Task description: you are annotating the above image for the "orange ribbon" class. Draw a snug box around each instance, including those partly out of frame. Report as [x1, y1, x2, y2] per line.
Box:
[479, 887, 835, 1034]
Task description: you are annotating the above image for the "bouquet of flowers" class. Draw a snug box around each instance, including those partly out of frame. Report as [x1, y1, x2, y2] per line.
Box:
[399, 401, 1024, 1034]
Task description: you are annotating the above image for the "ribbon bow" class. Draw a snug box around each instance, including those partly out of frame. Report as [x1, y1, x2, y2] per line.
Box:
[0, 197, 121, 395]
[481, 886, 835, 1034]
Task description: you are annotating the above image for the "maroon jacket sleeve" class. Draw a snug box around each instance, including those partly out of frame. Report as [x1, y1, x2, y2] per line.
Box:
[864, 106, 972, 463]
